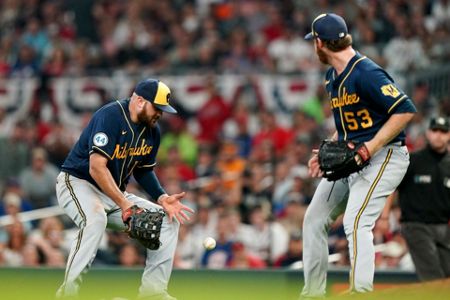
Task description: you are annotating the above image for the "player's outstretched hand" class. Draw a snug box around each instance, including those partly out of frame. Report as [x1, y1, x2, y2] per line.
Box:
[158, 192, 194, 224]
[308, 149, 323, 178]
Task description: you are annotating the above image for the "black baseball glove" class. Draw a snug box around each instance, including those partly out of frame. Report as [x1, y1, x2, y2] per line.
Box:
[318, 140, 371, 181]
[122, 205, 165, 250]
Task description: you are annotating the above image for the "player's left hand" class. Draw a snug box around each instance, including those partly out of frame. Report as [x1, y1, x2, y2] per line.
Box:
[308, 149, 323, 178]
[318, 140, 372, 181]
[158, 192, 194, 224]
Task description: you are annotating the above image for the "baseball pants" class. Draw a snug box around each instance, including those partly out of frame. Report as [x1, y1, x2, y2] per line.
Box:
[401, 222, 450, 281]
[55, 172, 179, 299]
[301, 144, 409, 298]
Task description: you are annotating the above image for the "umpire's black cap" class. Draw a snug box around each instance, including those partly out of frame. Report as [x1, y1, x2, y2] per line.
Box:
[429, 116, 449, 132]
[135, 79, 177, 114]
[304, 13, 348, 41]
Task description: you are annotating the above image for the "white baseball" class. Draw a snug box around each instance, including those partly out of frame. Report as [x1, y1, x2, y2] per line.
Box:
[203, 237, 216, 250]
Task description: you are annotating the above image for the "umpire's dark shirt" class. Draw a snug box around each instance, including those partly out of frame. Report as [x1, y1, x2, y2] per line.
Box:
[398, 145, 450, 224]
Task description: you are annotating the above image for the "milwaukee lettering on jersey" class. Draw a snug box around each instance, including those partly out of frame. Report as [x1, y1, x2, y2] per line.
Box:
[112, 140, 153, 159]
[61, 99, 161, 193]
[330, 87, 360, 109]
[324, 52, 414, 141]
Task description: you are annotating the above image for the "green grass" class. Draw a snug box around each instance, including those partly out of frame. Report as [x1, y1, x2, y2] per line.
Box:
[0, 267, 448, 300]
[0, 268, 300, 300]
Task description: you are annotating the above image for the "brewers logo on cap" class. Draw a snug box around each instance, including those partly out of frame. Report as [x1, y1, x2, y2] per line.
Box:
[135, 79, 177, 114]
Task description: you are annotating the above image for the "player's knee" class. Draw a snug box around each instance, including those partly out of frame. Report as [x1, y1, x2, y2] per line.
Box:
[303, 207, 315, 224]
[343, 216, 371, 237]
[343, 214, 355, 236]
[303, 211, 326, 233]
[86, 212, 108, 230]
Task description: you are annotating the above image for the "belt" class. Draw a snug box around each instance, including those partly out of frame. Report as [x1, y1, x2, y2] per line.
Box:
[388, 140, 406, 146]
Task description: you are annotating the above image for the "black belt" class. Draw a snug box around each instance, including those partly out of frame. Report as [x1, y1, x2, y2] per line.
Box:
[388, 140, 406, 146]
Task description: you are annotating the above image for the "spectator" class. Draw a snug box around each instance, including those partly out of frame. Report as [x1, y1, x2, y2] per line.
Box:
[215, 141, 246, 193]
[228, 208, 252, 243]
[278, 197, 306, 237]
[228, 241, 266, 269]
[1, 221, 27, 266]
[252, 111, 294, 158]
[196, 78, 231, 146]
[21, 18, 51, 65]
[383, 15, 429, 74]
[0, 189, 33, 218]
[242, 206, 289, 264]
[201, 213, 233, 269]
[42, 119, 76, 167]
[273, 232, 303, 268]
[159, 116, 198, 166]
[240, 162, 272, 216]
[118, 243, 143, 267]
[162, 146, 196, 182]
[191, 200, 217, 247]
[332, 238, 350, 267]
[21, 243, 40, 267]
[174, 224, 198, 269]
[11, 45, 40, 77]
[376, 240, 411, 270]
[29, 216, 68, 264]
[0, 121, 31, 190]
[42, 47, 68, 77]
[0, 107, 14, 138]
[19, 147, 59, 209]
[272, 162, 308, 215]
[267, 24, 316, 73]
[194, 146, 216, 179]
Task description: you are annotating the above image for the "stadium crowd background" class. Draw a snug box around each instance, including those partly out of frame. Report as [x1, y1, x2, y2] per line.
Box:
[0, 0, 449, 271]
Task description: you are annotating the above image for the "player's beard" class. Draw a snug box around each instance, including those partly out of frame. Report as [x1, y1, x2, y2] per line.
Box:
[137, 106, 159, 128]
[316, 47, 329, 65]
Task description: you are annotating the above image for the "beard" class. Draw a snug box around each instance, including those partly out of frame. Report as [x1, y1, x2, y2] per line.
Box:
[137, 102, 160, 127]
[137, 110, 159, 127]
[316, 47, 329, 65]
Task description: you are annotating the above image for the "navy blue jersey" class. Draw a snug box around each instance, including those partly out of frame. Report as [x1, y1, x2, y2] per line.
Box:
[62, 99, 160, 191]
[325, 52, 417, 142]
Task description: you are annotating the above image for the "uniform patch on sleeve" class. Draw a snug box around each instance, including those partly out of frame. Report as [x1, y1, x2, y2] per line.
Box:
[93, 132, 108, 147]
[381, 84, 400, 98]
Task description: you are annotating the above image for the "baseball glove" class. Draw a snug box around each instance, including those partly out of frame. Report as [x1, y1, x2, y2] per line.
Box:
[122, 205, 165, 250]
[318, 140, 371, 181]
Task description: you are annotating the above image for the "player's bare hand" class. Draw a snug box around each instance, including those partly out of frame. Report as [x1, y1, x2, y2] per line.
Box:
[308, 149, 323, 178]
[120, 200, 135, 212]
[158, 192, 195, 224]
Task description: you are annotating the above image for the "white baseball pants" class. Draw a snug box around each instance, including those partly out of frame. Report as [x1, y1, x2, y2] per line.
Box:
[301, 144, 409, 298]
[56, 172, 179, 299]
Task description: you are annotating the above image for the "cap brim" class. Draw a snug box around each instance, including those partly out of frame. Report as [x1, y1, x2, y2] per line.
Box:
[154, 103, 177, 114]
[430, 125, 449, 132]
[304, 32, 314, 40]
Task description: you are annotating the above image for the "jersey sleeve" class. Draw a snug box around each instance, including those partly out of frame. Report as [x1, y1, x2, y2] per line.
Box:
[88, 108, 120, 160]
[359, 68, 416, 114]
[136, 125, 161, 169]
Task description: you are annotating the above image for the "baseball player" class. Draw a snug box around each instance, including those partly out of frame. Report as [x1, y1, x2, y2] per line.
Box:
[300, 13, 417, 298]
[56, 78, 194, 300]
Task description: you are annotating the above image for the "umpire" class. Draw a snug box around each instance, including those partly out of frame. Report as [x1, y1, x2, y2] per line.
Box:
[398, 116, 450, 281]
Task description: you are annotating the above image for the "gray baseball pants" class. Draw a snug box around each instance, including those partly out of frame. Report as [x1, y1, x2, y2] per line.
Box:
[301, 144, 409, 298]
[56, 172, 179, 299]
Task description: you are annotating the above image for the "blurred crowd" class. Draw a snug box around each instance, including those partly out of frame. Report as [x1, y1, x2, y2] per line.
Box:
[0, 0, 450, 77]
[1, 0, 450, 271]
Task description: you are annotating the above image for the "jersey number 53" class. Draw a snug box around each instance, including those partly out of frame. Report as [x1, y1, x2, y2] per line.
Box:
[344, 109, 373, 131]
